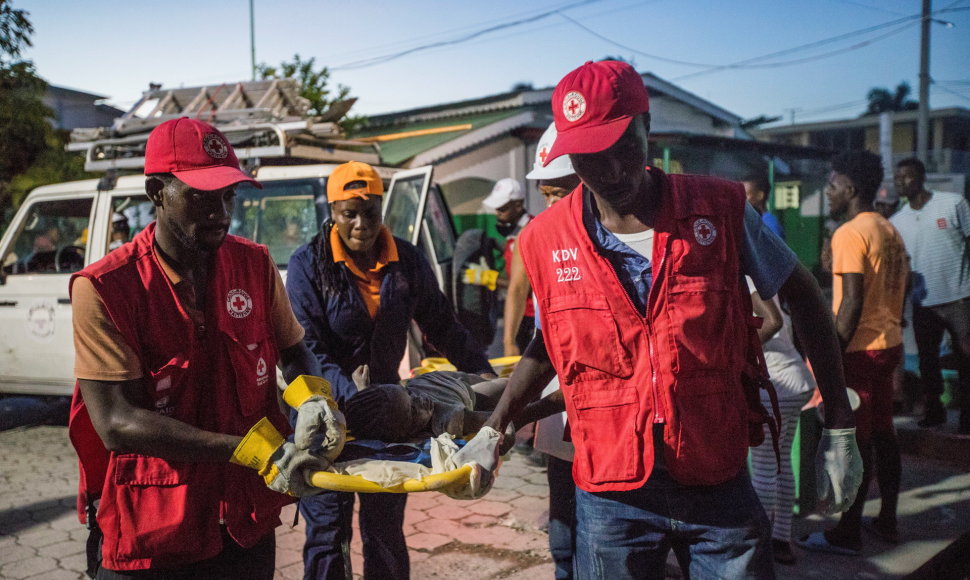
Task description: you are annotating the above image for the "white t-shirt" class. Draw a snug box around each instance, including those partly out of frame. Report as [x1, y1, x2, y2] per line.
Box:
[746, 277, 816, 398]
[890, 191, 970, 307]
[612, 228, 655, 259]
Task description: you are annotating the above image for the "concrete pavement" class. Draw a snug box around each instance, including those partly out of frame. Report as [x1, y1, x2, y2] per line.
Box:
[2, 422, 969, 579]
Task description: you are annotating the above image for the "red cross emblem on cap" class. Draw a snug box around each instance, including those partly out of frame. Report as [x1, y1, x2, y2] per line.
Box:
[563, 91, 586, 122]
[226, 289, 253, 318]
[538, 147, 549, 165]
[203, 133, 229, 160]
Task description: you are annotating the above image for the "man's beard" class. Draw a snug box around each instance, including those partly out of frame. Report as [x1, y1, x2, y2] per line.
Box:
[496, 221, 516, 237]
[166, 216, 223, 254]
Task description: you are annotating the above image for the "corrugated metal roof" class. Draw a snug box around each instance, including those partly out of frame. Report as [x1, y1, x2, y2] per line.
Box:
[355, 109, 528, 166]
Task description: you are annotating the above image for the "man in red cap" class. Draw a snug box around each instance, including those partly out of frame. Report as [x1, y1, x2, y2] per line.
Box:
[69, 117, 341, 578]
[485, 61, 863, 578]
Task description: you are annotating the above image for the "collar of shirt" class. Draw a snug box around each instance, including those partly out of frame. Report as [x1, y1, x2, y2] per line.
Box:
[330, 225, 399, 280]
[581, 185, 653, 314]
[153, 245, 205, 325]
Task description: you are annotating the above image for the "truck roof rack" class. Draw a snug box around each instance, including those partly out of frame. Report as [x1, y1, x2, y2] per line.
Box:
[68, 79, 380, 172]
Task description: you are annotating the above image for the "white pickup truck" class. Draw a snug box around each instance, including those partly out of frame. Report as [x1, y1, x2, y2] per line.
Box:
[0, 163, 459, 398]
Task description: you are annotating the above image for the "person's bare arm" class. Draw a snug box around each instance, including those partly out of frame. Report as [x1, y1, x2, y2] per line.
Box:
[750, 290, 782, 344]
[503, 244, 531, 356]
[514, 388, 565, 426]
[777, 262, 854, 429]
[79, 378, 240, 462]
[279, 340, 323, 386]
[834, 273, 864, 350]
[485, 329, 557, 433]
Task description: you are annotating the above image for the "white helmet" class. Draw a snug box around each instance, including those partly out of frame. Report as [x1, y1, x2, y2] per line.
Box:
[526, 122, 575, 180]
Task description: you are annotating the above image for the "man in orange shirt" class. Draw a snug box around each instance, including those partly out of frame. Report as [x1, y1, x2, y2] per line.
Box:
[801, 150, 908, 556]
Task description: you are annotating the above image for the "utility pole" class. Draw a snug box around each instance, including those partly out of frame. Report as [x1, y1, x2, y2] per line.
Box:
[917, 0, 931, 165]
[250, 0, 256, 81]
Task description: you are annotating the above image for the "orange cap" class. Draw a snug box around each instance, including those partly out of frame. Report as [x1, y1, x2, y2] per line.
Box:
[327, 161, 384, 202]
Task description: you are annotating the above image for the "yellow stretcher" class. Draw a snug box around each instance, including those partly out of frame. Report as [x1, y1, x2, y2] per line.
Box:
[307, 356, 520, 494]
[310, 464, 473, 494]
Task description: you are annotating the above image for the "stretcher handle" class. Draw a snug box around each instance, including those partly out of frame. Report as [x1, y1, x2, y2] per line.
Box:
[309, 464, 474, 493]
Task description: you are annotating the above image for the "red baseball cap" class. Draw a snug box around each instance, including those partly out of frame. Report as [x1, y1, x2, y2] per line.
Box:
[144, 117, 261, 190]
[543, 60, 650, 166]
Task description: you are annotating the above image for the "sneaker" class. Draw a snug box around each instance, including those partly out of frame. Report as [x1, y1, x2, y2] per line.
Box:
[772, 539, 797, 565]
[918, 400, 946, 428]
[796, 532, 860, 557]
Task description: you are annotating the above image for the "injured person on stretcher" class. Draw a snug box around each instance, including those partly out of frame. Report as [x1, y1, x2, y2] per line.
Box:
[311, 367, 563, 497]
[345, 365, 508, 442]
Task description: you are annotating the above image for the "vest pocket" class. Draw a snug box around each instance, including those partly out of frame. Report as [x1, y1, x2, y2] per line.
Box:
[148, 356, 190, 417]
[223, 325, 279, 419]
[569, 383, 640, 484]
[668, 373, 748, 485]
[111, 455, 220, 562]
[545, 293, 632, 383]
[666, 277, 732, 373]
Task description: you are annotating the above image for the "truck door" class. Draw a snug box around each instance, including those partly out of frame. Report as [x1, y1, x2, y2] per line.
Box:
[0, 195, 96, 395]
[383, 166, 457, 293]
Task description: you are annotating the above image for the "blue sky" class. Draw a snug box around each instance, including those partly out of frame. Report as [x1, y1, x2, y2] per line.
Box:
[18, 0, 970, 126]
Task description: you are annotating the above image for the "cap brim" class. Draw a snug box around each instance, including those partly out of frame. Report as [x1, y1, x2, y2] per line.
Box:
[172, 165, 262, 191]
[481, 191, 509, 209]
[526, 164, 574, 180]
[543, 116, 633, 166]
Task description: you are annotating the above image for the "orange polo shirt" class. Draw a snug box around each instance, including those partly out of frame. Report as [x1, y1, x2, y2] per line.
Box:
[330, 225, 399, 318]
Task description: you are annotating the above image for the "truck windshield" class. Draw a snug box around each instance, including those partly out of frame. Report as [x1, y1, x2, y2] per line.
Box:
[231, 178, 327, 267]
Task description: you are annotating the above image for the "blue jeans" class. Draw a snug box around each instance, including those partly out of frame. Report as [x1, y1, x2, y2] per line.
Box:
[574, 439, 773, 579]
[547, 456, 577, 580]
[299, 490, 408, 580]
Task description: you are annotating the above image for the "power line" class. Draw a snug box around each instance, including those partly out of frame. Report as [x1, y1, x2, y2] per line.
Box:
[323, 1, 601, 64]
[556, 12, 724, 68]
[331, 0, 602, 71]
[671, 14, 924, 82]
[932, 83, 970, 104]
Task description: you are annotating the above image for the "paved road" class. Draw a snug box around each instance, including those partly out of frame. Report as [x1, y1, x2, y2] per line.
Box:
[2, 423, 970, 579]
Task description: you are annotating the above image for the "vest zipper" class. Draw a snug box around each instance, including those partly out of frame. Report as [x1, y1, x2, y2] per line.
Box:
[645, 251, 667, 424]
[600, 239, 667, 425]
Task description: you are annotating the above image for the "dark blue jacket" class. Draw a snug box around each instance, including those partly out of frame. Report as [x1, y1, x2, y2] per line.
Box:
[286, 233, 493, 406]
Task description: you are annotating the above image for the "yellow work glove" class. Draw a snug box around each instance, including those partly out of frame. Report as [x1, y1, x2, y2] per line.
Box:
[231, 417, 330, 497]
[463, 258, 499, 291]
[283, 375, 347, 461]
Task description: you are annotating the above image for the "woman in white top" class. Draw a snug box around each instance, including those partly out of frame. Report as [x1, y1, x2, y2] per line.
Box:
[747, 278, 817, 566]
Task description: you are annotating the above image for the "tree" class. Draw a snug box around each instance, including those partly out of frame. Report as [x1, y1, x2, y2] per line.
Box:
[257, 54, 366, 134]
[865, 82, 919, 115]
[0, 0, 52, 216]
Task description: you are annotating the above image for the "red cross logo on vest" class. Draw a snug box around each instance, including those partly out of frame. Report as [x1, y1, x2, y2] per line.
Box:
[692, 218, 717, 246]
[255, 356, 269, 386]
[226, 288, 253, 319]
[563, 91, 586, 122]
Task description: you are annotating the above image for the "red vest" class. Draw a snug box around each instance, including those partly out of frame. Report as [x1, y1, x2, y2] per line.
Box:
[520, 172, 757, 491]
[68, 223, 292, 570]
[505, 216, 535, 318]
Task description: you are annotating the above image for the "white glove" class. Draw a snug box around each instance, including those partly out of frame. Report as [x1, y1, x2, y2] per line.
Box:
[442, 426, 502, 500]
[283, 375, 347, 462]
[815, 427, 863, 515]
